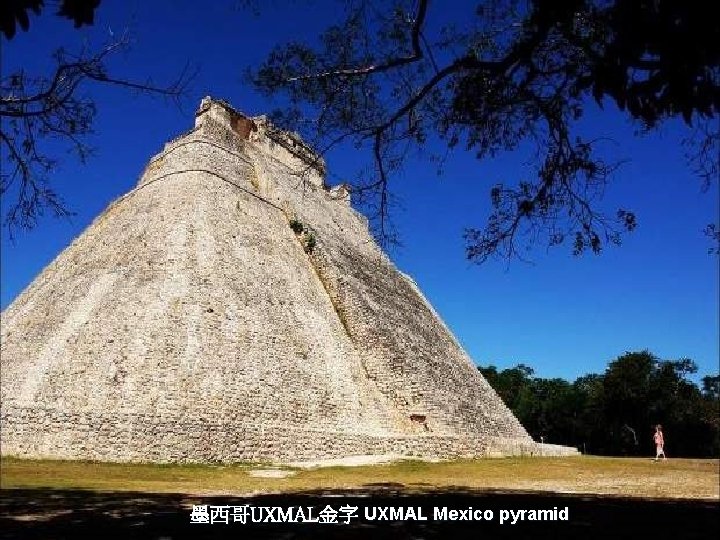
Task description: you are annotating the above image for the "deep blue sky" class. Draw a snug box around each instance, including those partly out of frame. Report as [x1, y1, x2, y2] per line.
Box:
[2, 1, 718, 382]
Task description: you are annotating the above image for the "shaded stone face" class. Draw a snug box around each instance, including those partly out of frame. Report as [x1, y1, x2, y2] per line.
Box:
[0, 97, 578, 463]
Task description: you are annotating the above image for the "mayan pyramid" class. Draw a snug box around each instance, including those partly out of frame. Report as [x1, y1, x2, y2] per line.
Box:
[0, 97, 577, 463]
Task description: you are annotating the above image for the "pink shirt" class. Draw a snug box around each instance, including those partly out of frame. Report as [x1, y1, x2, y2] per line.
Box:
[654, 432, 664, 446]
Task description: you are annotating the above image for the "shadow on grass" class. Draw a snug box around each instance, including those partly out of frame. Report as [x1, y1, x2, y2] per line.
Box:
[1, 486, 717, 539]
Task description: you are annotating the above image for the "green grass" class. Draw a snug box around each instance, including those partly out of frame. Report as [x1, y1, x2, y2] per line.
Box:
[1, 456, 718, 500]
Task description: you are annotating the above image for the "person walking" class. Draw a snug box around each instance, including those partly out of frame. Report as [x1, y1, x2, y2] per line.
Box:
[653, 425, 666, 461]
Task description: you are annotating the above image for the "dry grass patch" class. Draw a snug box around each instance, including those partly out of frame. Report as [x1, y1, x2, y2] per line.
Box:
[1, 456, 717, 500]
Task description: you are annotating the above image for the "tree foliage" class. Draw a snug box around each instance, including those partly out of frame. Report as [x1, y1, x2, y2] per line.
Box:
[480, 351, 720, 457]
[251, 0, 720, 260]
[0, 0, 101, 40]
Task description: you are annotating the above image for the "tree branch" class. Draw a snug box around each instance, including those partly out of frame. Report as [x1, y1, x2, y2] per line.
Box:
[287, 0, 429, 82]
[0, 33, 194, 233]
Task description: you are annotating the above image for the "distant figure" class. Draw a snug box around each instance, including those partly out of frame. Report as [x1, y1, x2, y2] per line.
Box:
[653, 425, 666, 461]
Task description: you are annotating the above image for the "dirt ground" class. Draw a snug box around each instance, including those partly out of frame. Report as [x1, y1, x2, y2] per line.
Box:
[1, 456, 717, 499]
[1, 456, 718, 539]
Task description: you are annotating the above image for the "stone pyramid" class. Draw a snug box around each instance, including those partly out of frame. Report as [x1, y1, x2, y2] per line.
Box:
[1, 97, 577, 463]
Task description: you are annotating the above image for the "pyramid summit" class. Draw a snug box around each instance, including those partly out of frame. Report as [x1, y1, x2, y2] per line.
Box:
[1, 97, 577, 463]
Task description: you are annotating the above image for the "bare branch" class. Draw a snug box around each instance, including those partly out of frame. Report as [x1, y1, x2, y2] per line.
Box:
[251, 0, 718, 261]
[287, 0, 429, 81]
[0, 33, 195, 233]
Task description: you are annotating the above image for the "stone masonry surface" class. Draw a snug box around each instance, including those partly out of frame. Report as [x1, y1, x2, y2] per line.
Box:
[0, 97, 579, 463]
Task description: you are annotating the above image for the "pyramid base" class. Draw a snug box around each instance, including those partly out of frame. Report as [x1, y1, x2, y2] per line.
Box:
[2, 406, 579, 463]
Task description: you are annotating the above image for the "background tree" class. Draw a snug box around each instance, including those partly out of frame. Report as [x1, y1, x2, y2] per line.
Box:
[0, 0, 193, 233]
[251, 0, 720, 259]
[480, 350, 720, 457]
[572, 373, 606, 454]
[479, 363, 534, 410]
[702, 375, 720, 400]
[700, 375, 720, 452]
[601, 351, 655, 454]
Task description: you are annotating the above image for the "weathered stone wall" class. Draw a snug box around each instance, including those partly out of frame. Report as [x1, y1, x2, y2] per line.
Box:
[1, 406, 578, 462]
[0, 98, 579, 462]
